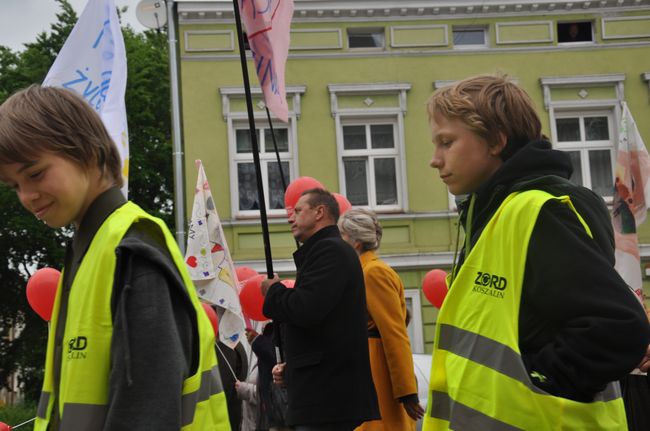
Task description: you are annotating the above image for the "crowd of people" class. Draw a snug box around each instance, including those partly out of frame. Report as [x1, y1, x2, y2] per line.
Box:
[0, 74, 649, 430]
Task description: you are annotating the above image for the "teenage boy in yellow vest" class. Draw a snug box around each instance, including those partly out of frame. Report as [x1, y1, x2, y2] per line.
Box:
[0, 85, 230, 430]
[423, 74, 650, 430]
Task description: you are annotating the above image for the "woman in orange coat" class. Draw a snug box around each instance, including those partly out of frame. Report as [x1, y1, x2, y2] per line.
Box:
[339, 208, 424, 430]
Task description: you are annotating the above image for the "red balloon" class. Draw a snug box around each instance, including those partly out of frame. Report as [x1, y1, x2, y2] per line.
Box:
[26, 267, 61, 321]
[0, 422, 12, 431]
[422, 269, 448, 309]
[235, 266, 258, 285]
[201, 303, 219, 336]
[239, 275, 269, 321]
[284, 177, 324, 216]
[281, 279, 295, 288]
[332, 193, 352, 215]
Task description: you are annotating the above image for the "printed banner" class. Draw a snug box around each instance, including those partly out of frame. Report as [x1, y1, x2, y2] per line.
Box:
[239, 0, 294, 122]
[612, 102, 650, 304]
[186, 160, 245, 347]
[44, 0, 129, 196]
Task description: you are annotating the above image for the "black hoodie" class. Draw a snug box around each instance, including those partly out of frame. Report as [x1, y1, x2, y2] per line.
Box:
[455, 140, 650, 402]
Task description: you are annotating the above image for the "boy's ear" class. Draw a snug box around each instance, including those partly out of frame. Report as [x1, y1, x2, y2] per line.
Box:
[490, 132, 508, 156]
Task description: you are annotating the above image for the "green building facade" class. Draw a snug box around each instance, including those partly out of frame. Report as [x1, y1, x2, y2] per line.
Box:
[175, 0, 650, 353]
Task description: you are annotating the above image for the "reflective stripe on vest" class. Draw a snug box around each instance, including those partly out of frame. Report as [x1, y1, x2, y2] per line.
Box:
[34, 202, 230, 431]
[423, 191, 627, 431]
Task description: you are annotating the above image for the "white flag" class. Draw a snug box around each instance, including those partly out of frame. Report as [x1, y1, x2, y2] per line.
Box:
[44, 0, 129, 196]
[612, 102, 650, 304]
[185, 160, 246, 348]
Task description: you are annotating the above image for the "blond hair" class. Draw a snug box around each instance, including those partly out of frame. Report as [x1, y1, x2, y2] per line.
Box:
[338, 208, 383, 252]
[426, 74, 542, 159]
[0, 85, 123, 187]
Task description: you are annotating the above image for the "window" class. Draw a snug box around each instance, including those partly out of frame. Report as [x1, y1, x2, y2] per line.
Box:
[347, 27, 385, 48]
[552, 111, 615, 197]
[404, 289, 424, 354]
[233, 125, 292, 215]
[557, 22, 593, 43]
[340, 121, 401, 209]
[452, 26, 487, 48]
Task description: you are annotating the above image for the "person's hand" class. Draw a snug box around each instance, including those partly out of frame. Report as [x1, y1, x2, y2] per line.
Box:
[272, 362, 286, 386]
[402, 396, 425, 420]
[638, 343, 650, 372]
[245, 328, 259, 344]
[260, 273, 281, 296]
[234, 380, 241, 390]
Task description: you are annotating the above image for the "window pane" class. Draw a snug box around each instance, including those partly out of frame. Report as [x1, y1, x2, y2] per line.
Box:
[374, 158, 398, 205]
[589, 150, 613, 196]
[370, 124, 394, 149]
[236, 129, 260, 153]
[453, 29, 485, 45]
[348, 28, 385, 48]
[556, 118, 580, 142]
[264, 128, 289, 153]
[238, 163, 259, 210]
[566, 151, 583, 186]
[585, 117, 609, 141]
[557, 22, 593, 43]
[344, 159, 368, 205]
[343, 125, 366, 150]
[268, 161, 290, 210]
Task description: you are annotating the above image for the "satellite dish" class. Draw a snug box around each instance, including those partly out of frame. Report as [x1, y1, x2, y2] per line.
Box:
[136, 0, 168, 29]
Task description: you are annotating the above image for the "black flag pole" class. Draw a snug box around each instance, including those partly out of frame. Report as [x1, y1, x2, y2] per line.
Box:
[232, 0, 274, 277]
[265, 107, 300, 250]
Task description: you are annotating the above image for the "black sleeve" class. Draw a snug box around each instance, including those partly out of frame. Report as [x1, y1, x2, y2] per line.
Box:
[262, 240, 348, 328]
[104, 254, 193, 431]
[251, 333, 277, 365]
[520, 200, 650, 402]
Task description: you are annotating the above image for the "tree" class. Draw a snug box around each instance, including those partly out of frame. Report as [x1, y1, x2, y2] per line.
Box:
[0, 0, 172, 403]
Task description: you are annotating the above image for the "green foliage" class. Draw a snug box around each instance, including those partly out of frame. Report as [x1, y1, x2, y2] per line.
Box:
[0, 402, 36, 430]
[0, 0, 171, 403]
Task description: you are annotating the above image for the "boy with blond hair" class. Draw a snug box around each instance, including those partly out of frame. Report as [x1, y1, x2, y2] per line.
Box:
[424, 74, 649, 430]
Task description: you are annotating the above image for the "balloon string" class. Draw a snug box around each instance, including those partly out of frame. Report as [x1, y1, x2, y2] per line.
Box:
[13, 417, 36, 429]
[215, 342, 238, 380]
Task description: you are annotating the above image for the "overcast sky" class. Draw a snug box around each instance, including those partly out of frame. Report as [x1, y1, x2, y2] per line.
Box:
[0, 0, 146, 52]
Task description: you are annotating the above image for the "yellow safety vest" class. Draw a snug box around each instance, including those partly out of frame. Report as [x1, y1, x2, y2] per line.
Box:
[423, 191, 627, 431]
[34, 202, 230, 430]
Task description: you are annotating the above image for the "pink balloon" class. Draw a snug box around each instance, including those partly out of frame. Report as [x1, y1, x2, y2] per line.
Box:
[235, 266, 258, 284]
[26, 268, 61, 321]
[239, 275, 269, 321]
[422, 269, 448, 309]
[201, 303, 219, 336]
[332, 193, 352, 215]
[284, 177, 324, 216]
[281, 279, 295, 288]
[0, 422, 12, 431]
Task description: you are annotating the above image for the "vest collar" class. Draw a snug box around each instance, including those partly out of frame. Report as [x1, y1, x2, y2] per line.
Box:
[72, 187, 126, 264]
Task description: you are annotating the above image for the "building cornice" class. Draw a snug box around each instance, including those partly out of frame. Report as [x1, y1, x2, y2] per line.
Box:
[178, 1, 650, 23]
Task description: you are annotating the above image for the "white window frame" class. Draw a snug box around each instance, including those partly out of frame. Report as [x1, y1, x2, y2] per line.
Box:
[550, 110, 617, 200]
[452, 25, 488, 49]
[329, 83, 411, 213]
[404, 289, 424, 354]
[220, 86, 306, 219]
[231, 123, 295, 217]
[339, 118, 403, 210]
[540, 74, 625, 202]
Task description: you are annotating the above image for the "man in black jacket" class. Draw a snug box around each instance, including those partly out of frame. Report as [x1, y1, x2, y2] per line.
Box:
[261, 188, 380, 431]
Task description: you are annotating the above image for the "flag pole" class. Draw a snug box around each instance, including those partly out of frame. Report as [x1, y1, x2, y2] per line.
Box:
[265, 107, 300, 249]
[166, 0, 187, 254]
[232, 0, 274, 277]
